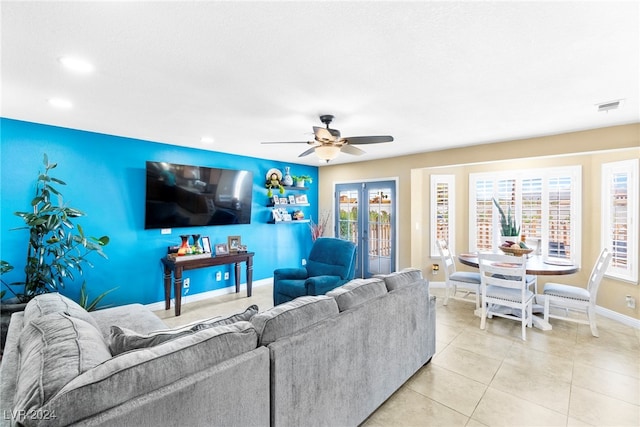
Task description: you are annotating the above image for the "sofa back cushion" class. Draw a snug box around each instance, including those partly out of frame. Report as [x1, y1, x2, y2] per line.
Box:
[35, 321, 258, 427]
[326, 278, 388, 311]
[251, 296, 338, 345]
[109, 304, 258, 355]
[23, 292, 100, 331]
[13, 312, 112, 419]
[375, 268, 424, 291]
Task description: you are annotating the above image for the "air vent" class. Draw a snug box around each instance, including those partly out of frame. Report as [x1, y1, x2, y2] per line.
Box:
[596, 99, 624, 112]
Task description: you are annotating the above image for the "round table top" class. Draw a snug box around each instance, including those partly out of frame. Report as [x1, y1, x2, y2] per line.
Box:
[458, 253, 579, 276]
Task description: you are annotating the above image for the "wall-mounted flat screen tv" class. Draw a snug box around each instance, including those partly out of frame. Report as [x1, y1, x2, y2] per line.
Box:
[145, 161, 253, 229]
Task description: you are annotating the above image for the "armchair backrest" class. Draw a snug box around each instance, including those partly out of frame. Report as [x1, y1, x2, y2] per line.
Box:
[306, 237, 357, 280]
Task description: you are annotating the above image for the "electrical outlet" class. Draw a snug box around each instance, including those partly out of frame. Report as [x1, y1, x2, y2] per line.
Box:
[183, 278, 190, 288]
[626, 295, 636, 309]
[224, 272, 229, 280]
[216, 272, 222, 281]
[301, 258, 307, 266]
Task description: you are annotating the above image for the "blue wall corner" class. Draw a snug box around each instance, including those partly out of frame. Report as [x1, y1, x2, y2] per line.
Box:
[0, 118, 318, 307]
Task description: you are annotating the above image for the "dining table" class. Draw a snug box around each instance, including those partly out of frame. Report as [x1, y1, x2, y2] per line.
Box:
[457, 252, 580, 331]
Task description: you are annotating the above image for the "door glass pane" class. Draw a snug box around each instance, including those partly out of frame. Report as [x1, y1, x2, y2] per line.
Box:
[367, 186, 393, 275]
[338, 189, 358, 244]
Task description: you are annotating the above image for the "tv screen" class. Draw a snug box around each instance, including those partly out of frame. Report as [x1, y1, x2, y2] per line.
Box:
[145, 161, 253, 229]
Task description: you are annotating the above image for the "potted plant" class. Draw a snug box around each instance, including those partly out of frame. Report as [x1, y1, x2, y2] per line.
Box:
[492, 197, 520, 240]
[292, 175, 313, 187]
[1, 154, 111, 305]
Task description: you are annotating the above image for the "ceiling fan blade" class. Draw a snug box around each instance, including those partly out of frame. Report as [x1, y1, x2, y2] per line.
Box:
[261, 141, 310, 144]
[298, 147, 318, 157]
[342, 135, 394, 144]
[313, 126, 336, 142]
[341, 145, 366, 156]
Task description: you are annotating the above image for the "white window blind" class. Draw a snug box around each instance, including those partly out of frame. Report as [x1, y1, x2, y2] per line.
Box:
[430, 175, 455, 256]
[602, 159, 638, 283]
[469, 166, 581, 264]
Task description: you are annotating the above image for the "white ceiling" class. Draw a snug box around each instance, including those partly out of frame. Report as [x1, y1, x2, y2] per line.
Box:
[2, 1, 638, 166]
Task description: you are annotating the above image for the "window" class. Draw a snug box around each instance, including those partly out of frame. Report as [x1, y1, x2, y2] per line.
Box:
[602, 159, 638, 283]
[469, 166, 581, 264]
[430, 175, 455, 256]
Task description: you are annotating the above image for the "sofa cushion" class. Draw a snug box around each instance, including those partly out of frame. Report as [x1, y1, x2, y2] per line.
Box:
[23, 292, 100, 331]
[375, 268, 424, 291]
[251, 296, 338, 345]
[13, 312, 112, 417]
[40, 322, 258, 427]
[326, 278, 388, 311]
[109, 304, 258, 355]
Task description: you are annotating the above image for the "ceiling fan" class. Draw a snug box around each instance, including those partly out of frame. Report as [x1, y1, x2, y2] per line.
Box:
[261, 115, 394, 162]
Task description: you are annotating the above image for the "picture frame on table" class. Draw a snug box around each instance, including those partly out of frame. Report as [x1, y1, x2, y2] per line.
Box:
[215, 243, 229, 256]
[294, 194, 308, 204]
[201, 236, 212, 253]
[227, 235, 241, 253]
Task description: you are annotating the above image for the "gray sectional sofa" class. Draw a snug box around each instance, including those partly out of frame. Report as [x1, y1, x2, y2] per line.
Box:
[0, 268, 435, 427]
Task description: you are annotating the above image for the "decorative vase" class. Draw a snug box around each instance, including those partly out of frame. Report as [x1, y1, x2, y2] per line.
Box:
[295, 179, 305, 187]
[282, 166, 293, 186]
[178, 235, 190, 256]
[192, 234, 202, 254]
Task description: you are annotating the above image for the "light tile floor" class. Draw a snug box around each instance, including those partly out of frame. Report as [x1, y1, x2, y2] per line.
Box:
[154, 285, 640, 427]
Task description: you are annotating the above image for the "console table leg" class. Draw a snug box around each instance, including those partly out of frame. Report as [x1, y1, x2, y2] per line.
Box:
[174, 267, 183, 317]
[163, 266, 172, 311]
[247, 259, 253, 297]
[235, 262, 241, 293]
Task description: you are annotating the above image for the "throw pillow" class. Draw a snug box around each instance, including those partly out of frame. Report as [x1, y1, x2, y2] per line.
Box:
[14, 312, 112, 417]
[374, 268, 424, 291]
[109, 304, 258, 355]
[23, 292, 101, 331]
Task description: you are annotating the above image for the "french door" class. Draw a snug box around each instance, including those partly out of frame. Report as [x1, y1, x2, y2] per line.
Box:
[335, 180, 396, 278]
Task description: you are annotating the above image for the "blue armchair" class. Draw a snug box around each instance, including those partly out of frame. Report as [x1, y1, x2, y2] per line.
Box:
[273, 237, 357, 305]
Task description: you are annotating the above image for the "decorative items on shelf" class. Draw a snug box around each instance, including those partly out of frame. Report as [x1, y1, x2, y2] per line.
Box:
[192, 234, 203, 254]
[282, 166, 293, 186]
[291, 174, 313, 187]
[272, 207, 292, 222]
[266, 168, 284, 197]
[214, 243, 229, 256]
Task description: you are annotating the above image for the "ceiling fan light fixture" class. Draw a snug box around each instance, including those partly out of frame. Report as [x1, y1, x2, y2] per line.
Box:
[315, 145, 341, 162]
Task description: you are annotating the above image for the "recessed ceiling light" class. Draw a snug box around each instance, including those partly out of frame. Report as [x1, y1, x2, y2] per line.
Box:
[48, 98, 73, 109]
[595, 99, 624, 112]
[59, 56, 94, 73]
[200, 137, 215, 144]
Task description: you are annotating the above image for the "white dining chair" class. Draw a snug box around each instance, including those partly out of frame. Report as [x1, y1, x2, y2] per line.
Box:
[436, 239, 482, 308]
[478, 253, 534, 341]
[543, 248, 612, 337]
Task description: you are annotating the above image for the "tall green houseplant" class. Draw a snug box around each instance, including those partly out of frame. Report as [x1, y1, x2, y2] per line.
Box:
[1, 154, 110, 304]
[492, 197, 520, 237]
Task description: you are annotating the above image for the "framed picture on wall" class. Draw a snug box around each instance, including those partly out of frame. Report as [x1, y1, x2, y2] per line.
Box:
[215, 243, 229, 256]
[227, 235, 241, 253]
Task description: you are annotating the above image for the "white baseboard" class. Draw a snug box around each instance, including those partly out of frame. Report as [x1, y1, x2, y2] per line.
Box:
[430, 281, 640, 329]
[145, 278, 272, 312]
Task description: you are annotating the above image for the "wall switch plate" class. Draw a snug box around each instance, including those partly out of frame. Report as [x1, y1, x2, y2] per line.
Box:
[224, 272, 229, 280]
[183, 278, 190, 288]
[216, 272, 222, 281]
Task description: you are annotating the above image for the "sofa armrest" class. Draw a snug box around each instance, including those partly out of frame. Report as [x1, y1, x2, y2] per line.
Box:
[305, 275, 344, 296]
[274, 267, 308, 281]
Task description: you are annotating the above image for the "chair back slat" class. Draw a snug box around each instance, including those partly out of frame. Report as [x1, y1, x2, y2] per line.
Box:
[587, 248, 613, 301]
[478, 253, 527, 291]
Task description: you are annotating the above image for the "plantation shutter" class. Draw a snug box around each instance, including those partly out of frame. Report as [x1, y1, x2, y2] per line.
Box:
[430, 175, 455, 256]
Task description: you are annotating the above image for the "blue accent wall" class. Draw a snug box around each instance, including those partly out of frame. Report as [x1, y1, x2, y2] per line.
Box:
[0, 118, 318, 307]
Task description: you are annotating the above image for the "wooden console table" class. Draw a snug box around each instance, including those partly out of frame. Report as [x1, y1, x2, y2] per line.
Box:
[161, 252, 254, 316]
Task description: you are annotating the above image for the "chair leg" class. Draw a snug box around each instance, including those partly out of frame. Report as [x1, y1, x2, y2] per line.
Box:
[444, 283, 450, 306]
[587, 306, 599, 337]
[480, 302, 487, 330]
[543, 295, 550, 322]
